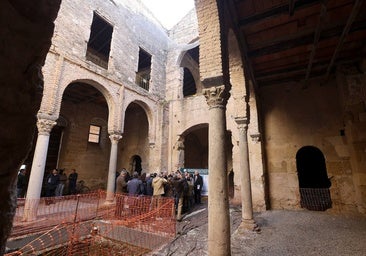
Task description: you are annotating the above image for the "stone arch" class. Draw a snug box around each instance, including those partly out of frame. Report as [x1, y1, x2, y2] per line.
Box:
[296, 146, 331, 188]
[228, 28, 247, 112]
[119, 102, 150, 174]
[57, 78, 118, 134]
[178, 43, 202, 97]
[181, 124, 209, 169]
[122, 98, 155, 144]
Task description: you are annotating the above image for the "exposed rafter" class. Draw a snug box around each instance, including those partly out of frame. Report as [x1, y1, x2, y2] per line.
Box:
[238, 0, 320, 27]
[305, 1, 328, 83]
[325, 0, 365, 78]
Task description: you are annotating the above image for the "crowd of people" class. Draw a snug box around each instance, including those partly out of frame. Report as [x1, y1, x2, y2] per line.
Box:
[44, 168, 78, 198]
[115, 169, 204, 221]
[17, 165, 205, 221]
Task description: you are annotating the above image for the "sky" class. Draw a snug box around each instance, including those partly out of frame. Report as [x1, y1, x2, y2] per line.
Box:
[141, 0, 195, 29]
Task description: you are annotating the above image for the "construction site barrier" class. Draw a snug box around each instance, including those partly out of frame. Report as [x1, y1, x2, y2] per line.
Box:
[6, 191, 176, 255]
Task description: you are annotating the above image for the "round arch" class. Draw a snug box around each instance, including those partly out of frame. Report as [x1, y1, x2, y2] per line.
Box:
[122, 98, 155, 143]
[56, 77, 119, 134]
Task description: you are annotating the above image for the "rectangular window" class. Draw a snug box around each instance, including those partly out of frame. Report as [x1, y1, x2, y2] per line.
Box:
[86, 12, 113, 69]
[88, 125, 101, 143]
[135, 48, 152, 91]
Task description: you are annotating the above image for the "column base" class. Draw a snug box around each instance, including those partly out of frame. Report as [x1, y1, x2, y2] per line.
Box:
[238, 219, 261, 233]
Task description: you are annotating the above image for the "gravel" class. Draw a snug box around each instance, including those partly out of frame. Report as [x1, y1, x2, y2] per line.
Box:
[149, 204, 366, 256]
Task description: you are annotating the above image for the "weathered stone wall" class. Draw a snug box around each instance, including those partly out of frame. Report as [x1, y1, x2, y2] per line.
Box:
[336, 63, 366, 214]
[260, 77, 364, 214]
[169, 9, 198, 44]
[165, 6, 266, 211]
[58, 101, 110, 190]
[51, 0, 169, 99]
[36, 0, 171, 186]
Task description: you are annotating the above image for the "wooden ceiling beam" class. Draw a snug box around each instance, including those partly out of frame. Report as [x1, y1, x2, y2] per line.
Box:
[305, 1, 328, 83]
[325, 0, 364, 77]
[238, 0, 320, 26]
[248, 20, 366, 58]
[289, 0, 295, 16]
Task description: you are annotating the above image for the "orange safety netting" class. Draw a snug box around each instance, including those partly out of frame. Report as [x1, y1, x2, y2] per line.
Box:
[6, 191, 176, 255]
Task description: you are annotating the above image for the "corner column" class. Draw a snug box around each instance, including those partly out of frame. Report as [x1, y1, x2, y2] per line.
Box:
[203, 86, 231, 255]
[106, 132, 122, 202]
[235, 116, 259, 231]
[24, 117, 56, 221]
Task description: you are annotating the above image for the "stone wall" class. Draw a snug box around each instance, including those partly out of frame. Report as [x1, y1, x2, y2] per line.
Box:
[260, 76, 365, 214]
[165, 5, 266, 211]
[35, 0, 172, 186]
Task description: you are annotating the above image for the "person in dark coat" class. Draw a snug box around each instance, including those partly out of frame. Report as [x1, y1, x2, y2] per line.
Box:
[17, 169, 28, 198]
[145, 173, 155, 196]
[45, 169, 60, 205]
[68, 169, 78, 195]
[194, 170, 203, 204]
[171, 172, 186, 221]
[127, 172, 143, 196]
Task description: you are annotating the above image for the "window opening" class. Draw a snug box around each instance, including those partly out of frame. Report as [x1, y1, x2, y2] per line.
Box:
[296, 146, 332, 211]
[183, 68, 197, 97]
[88, 125, 101, 144]
[86, 12, 113, 69]
[135, 48, 152, 91]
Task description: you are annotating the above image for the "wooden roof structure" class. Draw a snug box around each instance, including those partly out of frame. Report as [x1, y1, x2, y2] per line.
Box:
[230, 0, 366, 87]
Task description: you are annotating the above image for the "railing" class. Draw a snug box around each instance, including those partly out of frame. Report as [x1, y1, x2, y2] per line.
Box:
[299, 187, 332, 211]
[135, 73, 150, 91]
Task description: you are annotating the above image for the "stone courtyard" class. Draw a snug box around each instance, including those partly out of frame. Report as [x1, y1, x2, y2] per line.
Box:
[1, 0, 366, 255]
[152, 202, 366, 256]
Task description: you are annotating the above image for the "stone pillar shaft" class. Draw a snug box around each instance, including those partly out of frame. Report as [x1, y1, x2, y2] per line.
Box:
[106, 133, 122, 201]
[24, 118, 56, 221]
[204, 86, 231, 255]
[235, 117, 254, 220]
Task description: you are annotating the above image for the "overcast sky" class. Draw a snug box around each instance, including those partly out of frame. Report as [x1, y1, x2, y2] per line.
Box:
[141, 0, 195, 29]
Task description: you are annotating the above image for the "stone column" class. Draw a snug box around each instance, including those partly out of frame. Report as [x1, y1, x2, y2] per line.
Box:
[23, 117, 56, 221]
[176, 135, 185, 170]
[203, 86, 231, 255]
[106, 133, 122, 202]
[235, 117, 259, 232]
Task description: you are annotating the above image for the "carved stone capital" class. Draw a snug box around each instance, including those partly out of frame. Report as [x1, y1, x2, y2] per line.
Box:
[234, 116, 248, 134]
[250, 133, 261, 143]
[203, 85, 229, 109]
[177, 135, 184, 151]
[37, 118, 57, 135]
[109, 132, 122, 144]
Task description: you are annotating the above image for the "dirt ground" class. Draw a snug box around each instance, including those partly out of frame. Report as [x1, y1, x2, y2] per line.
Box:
[149, 199, 366, 256]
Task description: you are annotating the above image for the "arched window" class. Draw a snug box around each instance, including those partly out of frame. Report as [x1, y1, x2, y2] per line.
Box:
[183, 68, 196, 97]
[296, 146, 332, 211]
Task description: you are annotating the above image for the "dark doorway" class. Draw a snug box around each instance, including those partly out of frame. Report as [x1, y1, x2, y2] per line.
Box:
[184, 126, 208, 169]
[296, 146, 332, 211]
[45, 126, 64, 171]
[131, 155, 142, 176]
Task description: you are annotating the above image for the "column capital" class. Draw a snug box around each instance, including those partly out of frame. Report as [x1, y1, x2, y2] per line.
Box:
[174, 135, 183, 150]
[234, 116, 248, 134]
[37, 118, 57, 135]
[203, 85, 230, 109]
[109, 132, 122, 144]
